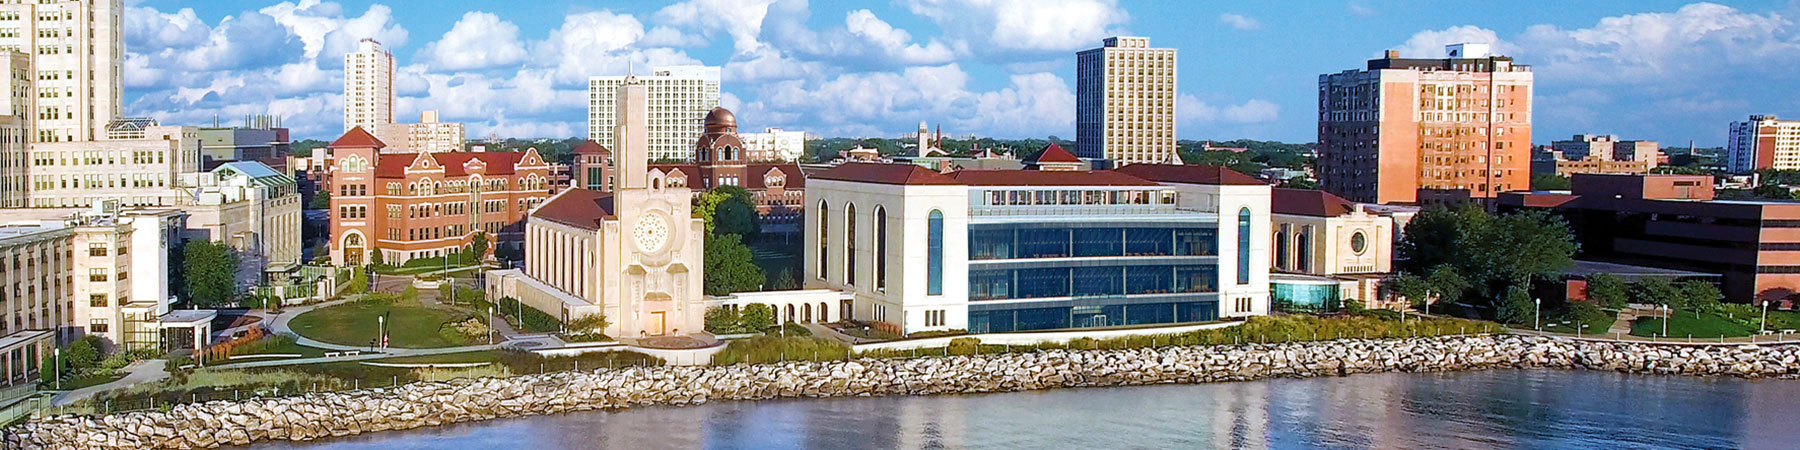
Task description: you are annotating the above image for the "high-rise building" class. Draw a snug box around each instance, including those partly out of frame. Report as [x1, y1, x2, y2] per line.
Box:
[1551, 134, 1660, 164]
[1318, 44, 1534, 204]
[1726, 115, 1800, 173]
[1076, 36, 1178, 166]
[0, 0, 120, 143]
[374, 110, 465, 154]
[0, 52, 28, 208]
[343, 39, 395, 134]
[587, 66, 720, 162]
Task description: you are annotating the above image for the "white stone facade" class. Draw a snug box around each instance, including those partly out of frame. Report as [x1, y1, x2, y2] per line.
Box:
[0, 0, 121, 143]
[26, 125, 201, 207]
[740, 128, 806, 162]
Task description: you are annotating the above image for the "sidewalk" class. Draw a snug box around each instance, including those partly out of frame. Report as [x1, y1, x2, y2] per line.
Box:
[50, 359, 168, 406]
[210, 344, 506, 370]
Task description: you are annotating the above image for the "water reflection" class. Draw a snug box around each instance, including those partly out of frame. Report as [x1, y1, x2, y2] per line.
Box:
[247, 370, 1800, 449]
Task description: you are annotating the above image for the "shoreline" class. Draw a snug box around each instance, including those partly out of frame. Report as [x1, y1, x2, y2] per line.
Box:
[10, 334, 1800, 449]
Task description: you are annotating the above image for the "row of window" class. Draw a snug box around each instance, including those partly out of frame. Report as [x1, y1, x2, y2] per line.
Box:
[816, 201, 945, 296]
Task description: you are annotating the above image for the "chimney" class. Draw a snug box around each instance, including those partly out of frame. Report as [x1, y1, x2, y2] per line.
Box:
[1384, 50, 1399, 59]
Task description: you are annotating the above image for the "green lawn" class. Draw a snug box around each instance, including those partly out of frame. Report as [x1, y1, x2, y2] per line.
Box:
[1543, 314, 1616, 336]
[229, 339, 328, 358]
[57, 372, 125, 390]
[1630, 310, 1756, 338]
[288, 300, 473, 348]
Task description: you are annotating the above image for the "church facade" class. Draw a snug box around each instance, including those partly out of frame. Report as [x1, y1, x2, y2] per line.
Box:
[486, 75, 705, 338]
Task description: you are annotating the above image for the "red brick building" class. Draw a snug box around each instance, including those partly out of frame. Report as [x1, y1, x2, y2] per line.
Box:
[571, 107, 807, 232]
[327, 127, 551, 266]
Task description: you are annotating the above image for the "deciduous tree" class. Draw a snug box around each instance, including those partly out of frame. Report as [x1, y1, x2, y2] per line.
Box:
[182, 240, 240, 308]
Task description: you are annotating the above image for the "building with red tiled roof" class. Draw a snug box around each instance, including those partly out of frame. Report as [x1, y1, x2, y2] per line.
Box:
[1022, 143, 1085, 171]
[326, 127, 551, 266]
[573, 106, 810, 230]
[1267, 187, 1406, 312]
[801, 162, 1274, 335]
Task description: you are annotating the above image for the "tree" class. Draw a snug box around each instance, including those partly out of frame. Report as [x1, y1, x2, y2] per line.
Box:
[369, 249, 386, 269]
[769, 267, 800, 291]
[703, 233, 765, 295]
[1584, 273, 1630, 309]
[1753, 183, 1797, 200]
[739, 303, 775, 331]
[1630, 279, 1681, 308]
[1497, 285, 1536, 325]
[466, 231, 489, 264]
[1396, 205, 1577, 302]
[1426, 266, 1468, 305]
[1677, 280, 1722, 313]
[1282, 177, 1318, 189]
[182, 240, 240, 308]
[1384, 273, 1433, 311]
[308, 190, 330, 209]
[1531, 174, 1571, 190]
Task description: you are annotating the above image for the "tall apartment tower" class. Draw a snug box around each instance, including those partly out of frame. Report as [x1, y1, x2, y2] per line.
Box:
[1076, 36, 1178, 166]
[1318, 44, 1533, 204]
[1726, 115, 1800, 173]
[0, 0, 121, 144]
[588, 66, 720, 162]
[343, 39, 395, 133]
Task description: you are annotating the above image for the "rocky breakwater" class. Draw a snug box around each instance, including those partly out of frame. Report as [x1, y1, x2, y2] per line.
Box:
[12, 334, 1800, 449]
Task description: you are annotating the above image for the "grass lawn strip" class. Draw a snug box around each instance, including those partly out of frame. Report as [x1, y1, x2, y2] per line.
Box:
[1630, 310, 1754, 338]
[287, 300, 471, 348]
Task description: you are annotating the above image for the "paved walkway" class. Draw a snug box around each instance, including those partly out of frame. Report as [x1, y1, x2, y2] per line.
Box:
[210, 344, 506, 370]
[50, 359, 168, 406]
[264, 298, 365, 351]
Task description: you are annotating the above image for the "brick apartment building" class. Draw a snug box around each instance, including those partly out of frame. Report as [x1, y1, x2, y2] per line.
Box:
[1500, 173, 1800, 304]
[1319, 44, 1533, 205]
[326, 127, 551, 266]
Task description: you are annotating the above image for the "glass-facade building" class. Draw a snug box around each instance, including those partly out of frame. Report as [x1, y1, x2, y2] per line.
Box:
[1271, 275, 1342, 313]
[963, 186, 1224, 333]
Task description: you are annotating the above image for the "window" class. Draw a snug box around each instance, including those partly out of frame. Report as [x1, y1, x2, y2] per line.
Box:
[875, 206, 888, 291]
[89, 294, 106, 307]
[817, 201, 828, 279]
[87, 242, 106, 256]
[88, 268, 106, 282]
[928, 210, 944, 295]
[1274, 227, 1289, 270]
[89, 319, 109, 333]
[1295, 226, 1312, 273]
[846, 203, 857, 286]
[1351, 231, 1368, 255]
[1237, 208, 1251, 285]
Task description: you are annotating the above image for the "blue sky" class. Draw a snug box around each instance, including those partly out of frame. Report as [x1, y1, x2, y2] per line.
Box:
[127, 0, 1800, 146]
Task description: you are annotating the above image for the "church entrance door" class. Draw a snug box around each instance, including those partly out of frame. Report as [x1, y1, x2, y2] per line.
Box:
[647, 312, 666, 336]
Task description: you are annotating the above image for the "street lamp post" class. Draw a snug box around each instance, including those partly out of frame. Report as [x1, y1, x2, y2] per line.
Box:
[378, 315, 386, 349]
[1761, 301, 1770, 335]
[1534, 298, 1541, 331]
[1662, 304, 1669, 338]
[488, 307, 495, 345]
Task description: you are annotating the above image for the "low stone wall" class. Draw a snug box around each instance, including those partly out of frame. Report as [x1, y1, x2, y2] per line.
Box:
[11, 334, 1800, 449]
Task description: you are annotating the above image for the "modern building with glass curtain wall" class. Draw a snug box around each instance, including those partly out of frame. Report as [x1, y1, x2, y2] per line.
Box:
[804, 162, 1271, 335]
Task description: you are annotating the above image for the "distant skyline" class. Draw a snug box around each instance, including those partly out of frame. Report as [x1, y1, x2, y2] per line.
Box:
[128, 0, 1800, 145]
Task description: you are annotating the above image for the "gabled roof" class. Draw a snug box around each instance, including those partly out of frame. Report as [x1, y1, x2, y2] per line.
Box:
[573, 140, 611, 156]
[1272, 188, 1356, 217]
[810, 162, 959, 185]
[214, 161, 295, 187]
[1113, 164, 1267, 186]
[1025, 143, 1081, 164]
[531, 188, 614, 230]
[949, 170, 1160, 187]
[331, 126, 386, 149]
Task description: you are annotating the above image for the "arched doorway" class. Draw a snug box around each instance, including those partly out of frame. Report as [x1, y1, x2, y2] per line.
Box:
[820, 302, 830, 323]
[803, 304, 812, 323]
[342, 232, 365, 265]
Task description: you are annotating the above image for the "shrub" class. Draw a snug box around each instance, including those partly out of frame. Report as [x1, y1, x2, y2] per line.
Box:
[907, 329, 968, 339]
[497, 297, 562, 332]
[739, 304, 775, 331]
[227, 332, 299, 356]
[947, 337, 980, 356]
[65, 336, 103, 370]
[705, 306, 743, 334]
[712, 336, 850, 365]
[761, 322, 811, 337]
[400, 285, 419, 302]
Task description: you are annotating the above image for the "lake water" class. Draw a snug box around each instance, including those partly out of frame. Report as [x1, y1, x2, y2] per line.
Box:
[249, 369, 1800, 449]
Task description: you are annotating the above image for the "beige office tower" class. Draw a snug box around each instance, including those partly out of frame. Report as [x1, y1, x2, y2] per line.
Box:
[0, 0, 120, 144]
[1076, 36, 1178, 166]
[0, 52, 30, 208]
[344, 39, 395, 133]
[588, 66, 720, 161]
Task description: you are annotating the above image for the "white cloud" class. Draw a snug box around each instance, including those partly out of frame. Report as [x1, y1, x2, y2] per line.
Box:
[903, 0, 1129, 59]
[417, 12, 528, 71]
[1514, 3, 1800, 84]
[654, 0, 778, 54]
[746, 64, 1075, 138]
[1219, 13, 1260, 31]
[124, 6, 210, 49]
[258, 1, 409, 66]
[1348, 2, 1376, 17]
[1179, 94, 1280, 124]
[1392, 25, 1515, 58]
